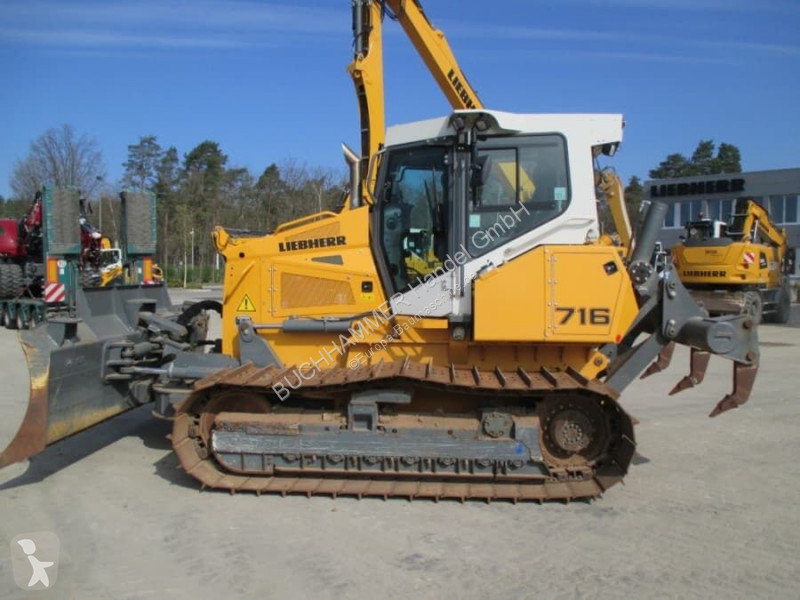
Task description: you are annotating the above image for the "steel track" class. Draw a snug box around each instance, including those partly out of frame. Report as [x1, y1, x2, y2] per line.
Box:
[172, 360, 636, 502]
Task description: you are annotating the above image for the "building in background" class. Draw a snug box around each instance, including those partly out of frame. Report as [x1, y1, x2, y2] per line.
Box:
[645, 168, 800, 279]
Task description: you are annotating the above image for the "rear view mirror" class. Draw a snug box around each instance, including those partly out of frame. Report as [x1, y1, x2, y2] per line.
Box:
[470, 155, 492, 189]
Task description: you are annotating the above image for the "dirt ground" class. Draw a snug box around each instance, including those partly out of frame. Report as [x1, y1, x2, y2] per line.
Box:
[1, 290, 799, 600]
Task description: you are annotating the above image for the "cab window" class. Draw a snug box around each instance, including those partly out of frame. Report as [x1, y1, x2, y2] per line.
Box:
[468, 135, 569, 255]
[379, 145, 449, 292]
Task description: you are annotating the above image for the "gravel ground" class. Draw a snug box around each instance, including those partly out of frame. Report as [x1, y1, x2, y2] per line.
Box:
[1, 290, 799, 600]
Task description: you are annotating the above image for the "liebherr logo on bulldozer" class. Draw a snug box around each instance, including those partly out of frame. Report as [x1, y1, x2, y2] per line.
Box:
[683, 270, 726, 277]
[279, 236, 346, 252]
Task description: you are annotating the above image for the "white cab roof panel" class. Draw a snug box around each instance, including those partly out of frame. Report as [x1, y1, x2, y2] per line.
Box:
[385, 110, 624, 148]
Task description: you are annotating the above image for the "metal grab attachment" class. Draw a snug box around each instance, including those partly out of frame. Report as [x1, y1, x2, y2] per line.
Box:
[638, 337, 759, 418]
[669, 348, 711, 395]
[614, 221, 761, 420]
[709, 362, 759, 418]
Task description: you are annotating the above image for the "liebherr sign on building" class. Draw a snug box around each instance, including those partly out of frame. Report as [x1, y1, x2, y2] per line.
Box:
[644, 167, 800, 252]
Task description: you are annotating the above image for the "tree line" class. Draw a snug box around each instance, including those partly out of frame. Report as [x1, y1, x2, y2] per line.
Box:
[128, 135, 346, 282]
[2, 125, 347, 284]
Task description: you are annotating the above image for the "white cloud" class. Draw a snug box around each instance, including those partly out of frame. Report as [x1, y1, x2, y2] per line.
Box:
[446, 23, 800, 59]
[0, 0, 344, 52]
[1, 0, 797, 60]
[0, 28, 255, 49]
[1, 0, 343, 31]
[558, 0, 799, 13]
[571, 50, 741, 66]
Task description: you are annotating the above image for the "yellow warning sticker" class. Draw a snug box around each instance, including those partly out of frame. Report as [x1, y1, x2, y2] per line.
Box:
[236, 294, 257, 312]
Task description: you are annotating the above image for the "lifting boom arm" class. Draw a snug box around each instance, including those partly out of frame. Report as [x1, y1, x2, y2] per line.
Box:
[381, 0, 480, 110]
[348, 0, 481, 195]
[597, 169, 633, 251]
[729, 198, 787, 251]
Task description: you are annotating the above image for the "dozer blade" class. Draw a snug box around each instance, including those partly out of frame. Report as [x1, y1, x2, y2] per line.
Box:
[669, 348, 711, 396]
[0, 328, 51, 468]
[709, 361, 759, 418]
[0, 323, 143, 469]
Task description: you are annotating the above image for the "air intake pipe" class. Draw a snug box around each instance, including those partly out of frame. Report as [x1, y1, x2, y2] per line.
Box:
[342, 143, 361, 208]
[630, 200, 668, 266]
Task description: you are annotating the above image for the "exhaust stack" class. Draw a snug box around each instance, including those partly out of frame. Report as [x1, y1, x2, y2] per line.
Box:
[342, 143, 361, 208]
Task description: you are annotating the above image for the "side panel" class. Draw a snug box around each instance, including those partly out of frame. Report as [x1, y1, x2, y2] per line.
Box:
[473, 247, 546, 341]
[217, 206, 387, 357]
[44, 187, 81, 256]
[674, 241, 771, 286]
[124, 191, 157, 256]
[474, 245, 638, 343]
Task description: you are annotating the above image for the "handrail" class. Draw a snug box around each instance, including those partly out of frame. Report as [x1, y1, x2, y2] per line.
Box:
[273, 211, 338, 234]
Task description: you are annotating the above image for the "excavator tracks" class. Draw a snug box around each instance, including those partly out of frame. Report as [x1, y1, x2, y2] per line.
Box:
[172, 360, 636, 502]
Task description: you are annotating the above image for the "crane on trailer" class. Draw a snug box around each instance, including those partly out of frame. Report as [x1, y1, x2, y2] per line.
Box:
[0, 1, 759, 501]
[0, 189, 161, 329]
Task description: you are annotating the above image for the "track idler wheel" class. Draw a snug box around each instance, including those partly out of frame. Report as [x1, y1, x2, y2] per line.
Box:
[539, 398, 609, 465]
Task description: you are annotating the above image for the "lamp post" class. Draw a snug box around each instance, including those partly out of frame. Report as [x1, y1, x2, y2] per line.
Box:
[182, 215, 188, 288]
[190, 228, 195, 281]
[95, 175, 104, 230]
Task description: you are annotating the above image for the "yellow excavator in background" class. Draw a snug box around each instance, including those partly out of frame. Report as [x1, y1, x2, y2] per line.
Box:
[672, 197, 792, 323]
[0, 1, 759, 502]
[97, 246, 123, 287]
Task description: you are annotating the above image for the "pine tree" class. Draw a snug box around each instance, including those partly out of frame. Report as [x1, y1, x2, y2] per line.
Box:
[122, 135, 163, 191]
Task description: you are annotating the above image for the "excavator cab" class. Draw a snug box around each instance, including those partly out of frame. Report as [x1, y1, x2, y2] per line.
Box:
[682, 218, 728, 242]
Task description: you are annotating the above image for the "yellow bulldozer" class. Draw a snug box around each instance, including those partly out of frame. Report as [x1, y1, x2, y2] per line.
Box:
[672, 197, 792, 323]
[0, 0, 760, 502]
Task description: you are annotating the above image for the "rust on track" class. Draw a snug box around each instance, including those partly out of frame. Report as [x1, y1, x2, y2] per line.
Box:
[172, 361, 636, 502]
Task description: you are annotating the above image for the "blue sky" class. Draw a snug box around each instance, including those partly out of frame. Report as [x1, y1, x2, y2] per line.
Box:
[0, 0, 798, 199]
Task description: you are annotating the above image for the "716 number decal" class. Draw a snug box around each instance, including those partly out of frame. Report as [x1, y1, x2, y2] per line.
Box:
[555, 307, 611, 326]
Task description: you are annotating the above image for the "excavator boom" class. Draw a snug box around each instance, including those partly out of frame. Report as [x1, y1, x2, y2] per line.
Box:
[382, 0, 480, 110]
[729, 198, 787, 250]
[349, 0, 481, 170]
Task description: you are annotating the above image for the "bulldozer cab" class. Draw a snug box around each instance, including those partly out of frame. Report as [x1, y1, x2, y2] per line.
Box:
[372, 113, 573, 304]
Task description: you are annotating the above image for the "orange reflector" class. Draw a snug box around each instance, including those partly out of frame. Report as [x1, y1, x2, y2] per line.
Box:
[143, 258, 153, 282]
[46, 258, 58, 283]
